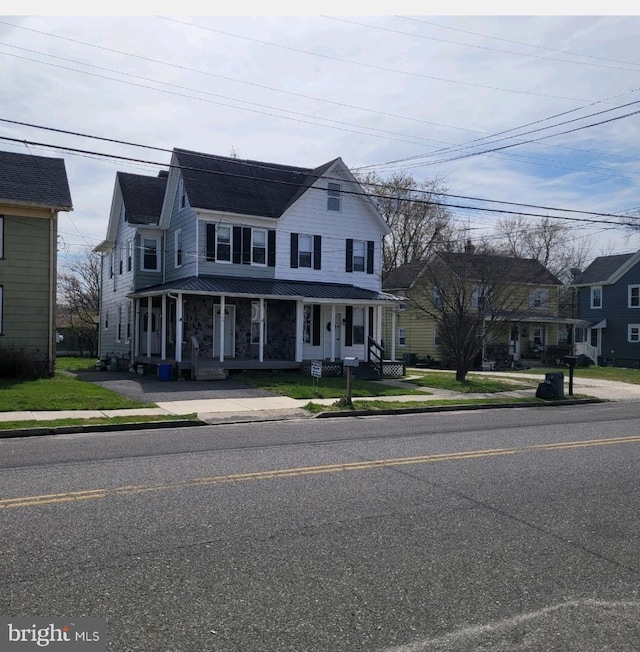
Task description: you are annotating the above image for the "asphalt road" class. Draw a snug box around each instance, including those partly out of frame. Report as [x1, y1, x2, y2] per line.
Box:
[1, 403, 640, 651]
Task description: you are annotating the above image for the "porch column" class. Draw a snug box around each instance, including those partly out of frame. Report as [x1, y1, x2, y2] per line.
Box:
[134, 299, 140, 357]
[259, 297, 265, 363]
[175, 293, 183, 363]
[146, 296, 152, 357]
[295, 300, 304, 362]
[330, 304, 336, 362]
[219, 295, 226, 363]
[161, 294, 167, 360]
[390, 308, 397, 362]
[364, 306, 370, 362]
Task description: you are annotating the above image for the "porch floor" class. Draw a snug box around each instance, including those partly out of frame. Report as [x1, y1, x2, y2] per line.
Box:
[134, 356, 301, 372]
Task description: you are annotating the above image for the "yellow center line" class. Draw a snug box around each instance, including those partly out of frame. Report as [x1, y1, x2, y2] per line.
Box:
[2, 435, 639, 510]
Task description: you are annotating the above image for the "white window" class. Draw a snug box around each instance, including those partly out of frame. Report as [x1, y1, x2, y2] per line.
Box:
[174, 230, 183, 268]
[629, 285, 640, 308]
[327, 182, 341, 211]
[126, 303, 131, 343]
[252, 230, 266, 265]
[118, 245, 124, 275]
[217, 226, 231, 262]
[0, 216, 4, 259]
[127, 239, 132, 272]
[529, 288, 549, 309]
[432, 287, 442, 308]
[353, 240, 366, 272]
[251, 301, 267, 343]
[298, 234, 312, 268]
[178, 178, 187, 209]
[591, 286, 602, 309]
[434, 325, 441, 347]
[104, 310, 109, 330]
[629, 324, 640, 342]
[108, 251, 113, 279]
[116, 305, 122, 342]
[398, 328, 406, 347]
[141, 236, 161, 271]
[472, 286, 489, 309]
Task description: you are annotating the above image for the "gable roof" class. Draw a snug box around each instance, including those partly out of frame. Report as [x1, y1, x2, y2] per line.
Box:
[174, 149, 339, 218]
[572, 252, 638, 286]
[0, 149, 72, 210]
[117, 171, 167, 225]
[383, 253, 561, 290]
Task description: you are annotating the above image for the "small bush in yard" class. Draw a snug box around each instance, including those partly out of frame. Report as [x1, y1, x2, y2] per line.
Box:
[0, 345, 47, 378]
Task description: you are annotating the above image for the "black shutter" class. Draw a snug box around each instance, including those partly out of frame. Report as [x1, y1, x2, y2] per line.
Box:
[345, 306, 353, 346]
[242, 227, 251, 265]
[367, 240, 374, 274]
[313, 235, 322, 270]
[290, 233, 298, 268]
[233, 226, 242, 264]
[268, 229, 276, 267]
[312, 305, 321, 346]
[368, 307, 374, 339]
[346, 238, 353, 273]
[206, 223, 216, 261]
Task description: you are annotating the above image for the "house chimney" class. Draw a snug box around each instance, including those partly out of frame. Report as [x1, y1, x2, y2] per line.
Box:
[464, 239, 475, 254]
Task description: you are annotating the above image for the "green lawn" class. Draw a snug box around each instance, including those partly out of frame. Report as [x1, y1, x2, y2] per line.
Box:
[0, 414, 196, 431]
[514, 365, 640, 385]
[406, 371, 536, 393]
[0, 373, 151, 411]
[55, 356, 98, 372]
[232, 370, 428, 400]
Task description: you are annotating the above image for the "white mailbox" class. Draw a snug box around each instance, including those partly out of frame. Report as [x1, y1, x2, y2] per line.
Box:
[343, 357, 359, 367]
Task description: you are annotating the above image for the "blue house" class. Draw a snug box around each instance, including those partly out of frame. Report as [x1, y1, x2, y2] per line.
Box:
[95, 148, 400, 378]
[572, 251, 640, 366]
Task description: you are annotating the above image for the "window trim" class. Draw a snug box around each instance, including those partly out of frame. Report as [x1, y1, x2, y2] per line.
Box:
[352, 240, 366, 273]
[298, 234, 313, 268]
[591, 286, 602, 309]
[398, 327, 406, 347]
[216, 225, 232, 263]
[116, 305, 122, 343]
[141, 235, 161, 272]
[629, 285, 640, 308]
[327, 182, 341, 211]
[127, 239, 132, 272]
[252, 229, 267, 266]
[174, 229, 183, 269]
[629, 323, 640, 342]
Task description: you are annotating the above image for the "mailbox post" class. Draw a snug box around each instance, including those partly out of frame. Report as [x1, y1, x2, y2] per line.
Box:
[564, 355, 577, 396]
[343, 357, 359, 406]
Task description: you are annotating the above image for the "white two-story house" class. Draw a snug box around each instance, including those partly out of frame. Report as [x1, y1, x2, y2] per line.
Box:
[95, 148, 399, 378]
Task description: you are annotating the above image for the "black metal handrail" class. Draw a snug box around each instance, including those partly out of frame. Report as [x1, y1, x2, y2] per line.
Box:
[367, 336, 385, 377]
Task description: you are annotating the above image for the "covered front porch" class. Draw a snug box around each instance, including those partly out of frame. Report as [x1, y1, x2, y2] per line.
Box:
[129, 276, 400, 379]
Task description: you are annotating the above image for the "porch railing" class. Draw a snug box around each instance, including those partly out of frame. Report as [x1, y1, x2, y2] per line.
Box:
[367, 336, 385, 377]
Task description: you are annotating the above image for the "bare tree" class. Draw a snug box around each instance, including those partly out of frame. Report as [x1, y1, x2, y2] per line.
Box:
[57, 248, 101, 356]
[410, 249, 534, 381]
[356, 171, 456, 275]
[491, 216, 591, 279]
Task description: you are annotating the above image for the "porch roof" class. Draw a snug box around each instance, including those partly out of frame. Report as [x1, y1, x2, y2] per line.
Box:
[493, 311, 590, 325]
[130, 275, 399, 303]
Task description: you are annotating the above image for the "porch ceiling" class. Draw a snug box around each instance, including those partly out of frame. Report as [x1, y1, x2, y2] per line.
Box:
[130, 275, 398, 303]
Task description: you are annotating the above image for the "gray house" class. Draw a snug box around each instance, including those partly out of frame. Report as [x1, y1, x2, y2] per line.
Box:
[0, 149, 73, 375]
[95, 148, 400, 378]
[572, 250, 640, 366]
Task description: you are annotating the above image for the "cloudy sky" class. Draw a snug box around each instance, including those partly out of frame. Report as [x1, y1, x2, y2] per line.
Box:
[2, 8, 640, 267]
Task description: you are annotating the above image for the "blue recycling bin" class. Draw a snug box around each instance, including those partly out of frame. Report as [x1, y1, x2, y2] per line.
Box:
[158, 364, 172, 381]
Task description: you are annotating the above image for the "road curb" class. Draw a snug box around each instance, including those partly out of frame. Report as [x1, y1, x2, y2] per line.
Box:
[0, 419, 206, 439]
[312, 398, 608, 419]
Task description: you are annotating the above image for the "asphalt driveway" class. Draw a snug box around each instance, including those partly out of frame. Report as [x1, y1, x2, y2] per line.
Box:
[71, 370, 279, 404]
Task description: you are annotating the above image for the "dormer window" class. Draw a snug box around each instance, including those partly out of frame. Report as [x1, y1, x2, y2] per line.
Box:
[327, 182, 341, 211]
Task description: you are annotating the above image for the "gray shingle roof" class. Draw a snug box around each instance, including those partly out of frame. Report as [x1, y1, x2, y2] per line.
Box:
[118, 171, 167, 225]
[0, 149, 72, 210]
[572, 253, 636, 285]
[383, 253, 561, 290]
[174, 149, 339, 218]
[132, 275, 397, 302]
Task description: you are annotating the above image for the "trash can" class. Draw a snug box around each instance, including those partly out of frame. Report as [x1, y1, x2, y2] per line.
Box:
[158, 364, 172, 381]
[545, 372, 564, 399]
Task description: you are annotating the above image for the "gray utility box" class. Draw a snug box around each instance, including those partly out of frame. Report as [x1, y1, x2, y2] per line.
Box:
[545, 372, 565, 399]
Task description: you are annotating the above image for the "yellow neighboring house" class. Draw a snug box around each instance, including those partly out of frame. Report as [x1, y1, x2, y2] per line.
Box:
[383, 250, 578, 369]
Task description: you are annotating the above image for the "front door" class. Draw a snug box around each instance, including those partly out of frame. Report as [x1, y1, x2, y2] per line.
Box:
[323, 309, 341, 360]
[141, 308, 161, 356]
[213, 305, 236, 358]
